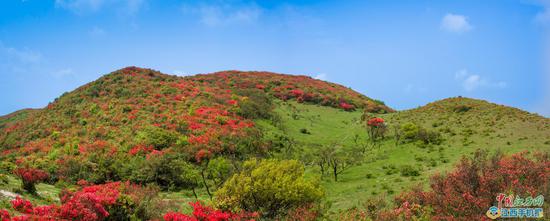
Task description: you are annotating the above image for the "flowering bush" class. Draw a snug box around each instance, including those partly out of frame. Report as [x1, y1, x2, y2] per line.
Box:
[367, 117, 384, 127]
[0, 209, 10, 221]
[11, 196, 33, 214]
[388, 150, 550, 220]
[339, 102, 354, 111]
[13, 167, 49, 194]
[365, 117, 386, 141]
[163, 201, 258, 221]
[2, 181, 167, 221]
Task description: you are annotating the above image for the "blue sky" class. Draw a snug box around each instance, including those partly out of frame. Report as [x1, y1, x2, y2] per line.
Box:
[1, 0, 549, 116]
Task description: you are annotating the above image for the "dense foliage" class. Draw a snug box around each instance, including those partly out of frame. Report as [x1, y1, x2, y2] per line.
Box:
[215, 159, 324, 218]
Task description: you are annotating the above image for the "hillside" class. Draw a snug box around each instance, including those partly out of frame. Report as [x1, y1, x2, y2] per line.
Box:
[0, 67, 389, 152]
[0, 67, 390, 184]
[0, 67, 548, 220]
[255, 97, 550, 212]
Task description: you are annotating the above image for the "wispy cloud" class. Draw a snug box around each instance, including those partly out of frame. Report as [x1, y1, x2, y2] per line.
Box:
[55, 0, 104, 14]
[55, 0, 145, 16]
[403, 84, 428, 94]
[441, 13, 473, 33]
[52, 68, 75, 78]
[313, 73, 327, 81]
[182, 2, 262, 27]
[89, 26, 106, 36]
[173, 70, 189, 76]
[0, 42, 42, 64]
[455, 69, 506, 92]
[532, 0, 550, 25]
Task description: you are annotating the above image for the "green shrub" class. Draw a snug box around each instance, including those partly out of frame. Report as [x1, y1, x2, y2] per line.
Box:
[400, 165, 421, 177]
[0, 174, 8, 185]
[235, 89, 274, 119]
[132, 154, 200, 193]
[136, 126, 178, 149]
[400, 123, 442, 145]
[215, 159, 324, 218]
[453, 104, 472, 113]
[401, 122, 419, 141]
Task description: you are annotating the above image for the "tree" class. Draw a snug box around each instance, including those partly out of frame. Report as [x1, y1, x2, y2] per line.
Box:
[366, 117, 386, 142]
[325, 145, 362, 182]
[215, 159, 324, 218]
[132, 154, 200, 198]
[13, 167, 49, 194]
[135, 126, 178, 150]
[206, 157, 234, 189]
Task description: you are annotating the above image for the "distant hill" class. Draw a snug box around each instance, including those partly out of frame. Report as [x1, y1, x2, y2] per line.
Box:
[388, 97, 550, 151]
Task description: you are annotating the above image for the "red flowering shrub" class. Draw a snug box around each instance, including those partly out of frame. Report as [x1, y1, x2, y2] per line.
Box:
[4, 181, 166, 221]
[388, 150, 550, 220]
[339, 102, 354, 111]
[128, 144, 154, 156]
[57, 182, 121, 220]
[0, 209, 10, 221]
[365, 117, 386, 141]
[13, 167, 49, 194]
[366, 117, 384, 127]
[283, 204, 319, 221]
[163, 201, 258, 221]
[12, 196, 33, 214]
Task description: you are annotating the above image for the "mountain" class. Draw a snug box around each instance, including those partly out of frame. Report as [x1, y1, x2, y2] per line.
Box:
[0, 67, 390, 175]
[0, 67, 548, 218]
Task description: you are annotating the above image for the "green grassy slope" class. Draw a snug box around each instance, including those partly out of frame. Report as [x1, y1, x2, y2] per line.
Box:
[257, 98, 550, 213]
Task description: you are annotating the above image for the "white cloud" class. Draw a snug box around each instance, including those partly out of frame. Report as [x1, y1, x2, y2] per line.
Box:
[462, 74, 481, 91]
[403, 84, 428, 94]
[55, 0, 145, 16]
[0, 42, 42, 64]
[55, 0, 104, 14]
[173, 70, 189, 76]
[182, 2, 262, 27]
[441, 13, 473, 33]
[52, 68, 75, 78]
[313, 73, 327, 81]
[455, 69, 506, 92]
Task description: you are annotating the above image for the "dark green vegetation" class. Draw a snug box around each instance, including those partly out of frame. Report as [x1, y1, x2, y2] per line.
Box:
[0, 67, 549, 220]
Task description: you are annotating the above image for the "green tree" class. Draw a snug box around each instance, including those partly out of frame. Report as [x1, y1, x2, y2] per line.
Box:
[132, 154, 200, 198]
[325, 145, 362, 182]
[135, 126, 178, 150]
[401, 122, 419, 141]
[215, 159, 324, 218]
